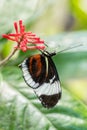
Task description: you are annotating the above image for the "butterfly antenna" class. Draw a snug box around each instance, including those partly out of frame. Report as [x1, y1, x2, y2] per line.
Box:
[57, 43, 83, 54]
[44, 42, 48, 47]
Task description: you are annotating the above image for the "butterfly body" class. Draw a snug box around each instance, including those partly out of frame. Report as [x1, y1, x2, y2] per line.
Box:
[20, 52, 61, 108]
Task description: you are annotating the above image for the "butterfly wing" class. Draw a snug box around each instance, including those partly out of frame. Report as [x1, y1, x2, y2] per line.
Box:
[34, 55, 61, 108]
[20, 54, 61, 108]
[21, 54, 47, 88]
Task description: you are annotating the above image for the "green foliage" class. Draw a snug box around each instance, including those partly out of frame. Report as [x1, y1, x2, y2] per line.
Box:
[0, 0, 87, 129]
[0, 59, 87, 130]
[70, 0, 87, 30]
[0, 31, 87, 129]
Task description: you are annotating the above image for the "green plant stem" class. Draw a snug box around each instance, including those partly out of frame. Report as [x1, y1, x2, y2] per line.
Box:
[0, 48, 17, 67]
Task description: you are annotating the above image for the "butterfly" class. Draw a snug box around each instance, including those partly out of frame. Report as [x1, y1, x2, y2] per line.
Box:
[19, 51, 62, 108]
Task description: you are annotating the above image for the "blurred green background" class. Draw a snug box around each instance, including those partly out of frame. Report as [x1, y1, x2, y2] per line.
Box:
[0, 0, 87, 130]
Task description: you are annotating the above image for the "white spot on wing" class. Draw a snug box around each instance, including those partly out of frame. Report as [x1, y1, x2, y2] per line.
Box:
[50, 76, 55, 83]
[29, 81, 35, 86]
[23, 72, 28, 77]
[24, 75, 30, 81]
[34, 81, 61, 96]
[34, 83, 39, 88]
[35, 83, 50, 96]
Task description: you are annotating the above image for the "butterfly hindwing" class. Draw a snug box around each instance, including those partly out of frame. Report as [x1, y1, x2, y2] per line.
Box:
[34, 54, 61, 108]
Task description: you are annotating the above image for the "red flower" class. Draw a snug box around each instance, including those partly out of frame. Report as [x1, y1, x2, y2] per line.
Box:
[2, 20, 45, 52]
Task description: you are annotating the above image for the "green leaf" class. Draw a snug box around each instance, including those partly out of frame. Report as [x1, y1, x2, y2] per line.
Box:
[0, 31, 87, 130]
[0, 64, 87, 130]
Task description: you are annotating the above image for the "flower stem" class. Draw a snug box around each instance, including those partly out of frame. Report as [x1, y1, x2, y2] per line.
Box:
[0, 48, 17, 67]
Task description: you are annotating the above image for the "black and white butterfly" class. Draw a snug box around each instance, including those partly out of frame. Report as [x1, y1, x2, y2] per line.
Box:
[19, 51, 61, 108]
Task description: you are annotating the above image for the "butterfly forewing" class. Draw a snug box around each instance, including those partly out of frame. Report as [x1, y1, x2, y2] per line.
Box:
[20, 53, 61, 108]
